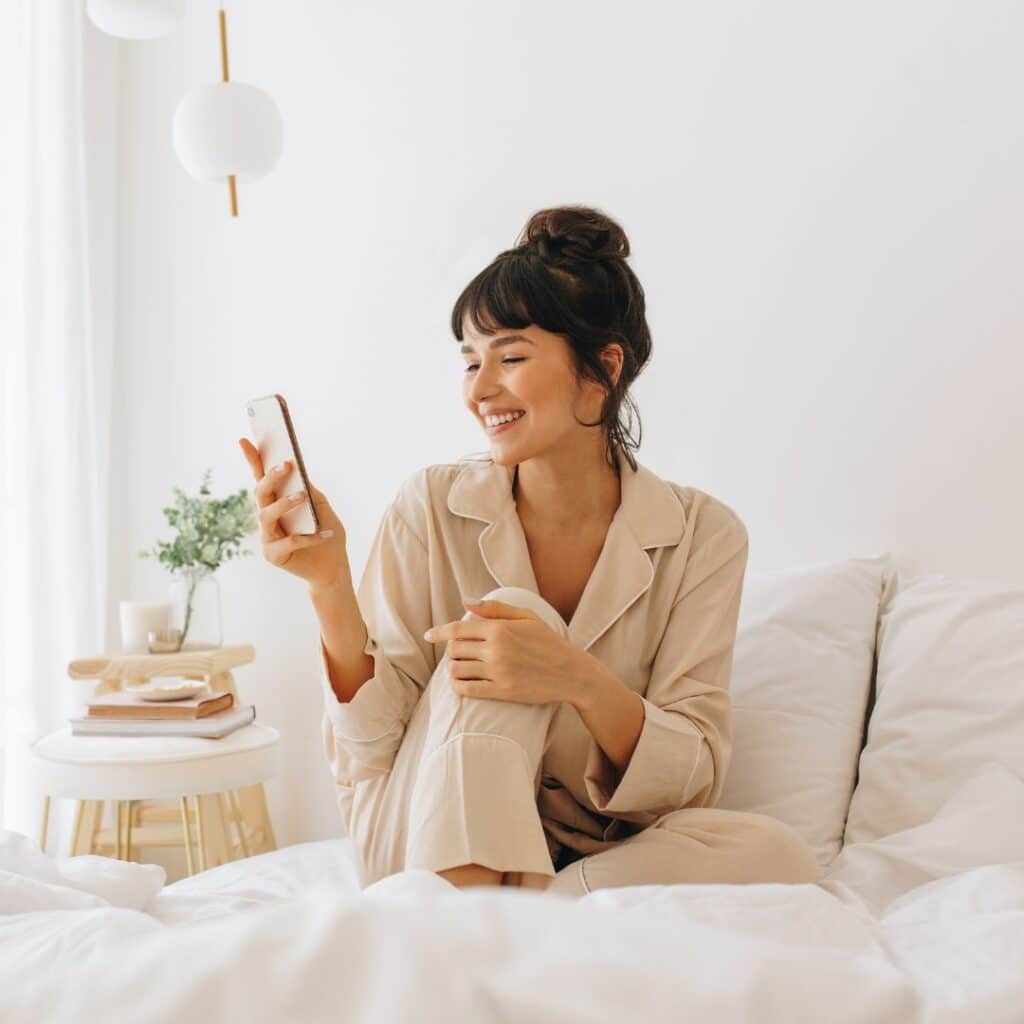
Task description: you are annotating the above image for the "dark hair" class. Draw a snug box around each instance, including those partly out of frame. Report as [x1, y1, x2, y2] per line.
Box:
[450, 205, 652, 471]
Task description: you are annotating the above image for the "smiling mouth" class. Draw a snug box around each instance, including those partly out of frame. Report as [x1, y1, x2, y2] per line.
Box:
[484, 411, 526, 434]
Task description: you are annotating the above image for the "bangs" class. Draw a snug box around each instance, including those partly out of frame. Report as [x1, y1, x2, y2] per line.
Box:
[450, 251, 579, 342]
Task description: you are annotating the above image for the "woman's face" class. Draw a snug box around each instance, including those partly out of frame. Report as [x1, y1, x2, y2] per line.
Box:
[460, 321, 610, 466]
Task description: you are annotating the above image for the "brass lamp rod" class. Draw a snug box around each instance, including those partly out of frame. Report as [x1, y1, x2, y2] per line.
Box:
[219, 5, 238, 217]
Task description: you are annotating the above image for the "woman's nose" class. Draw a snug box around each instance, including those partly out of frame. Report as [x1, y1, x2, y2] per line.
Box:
[468, 365, 498, 404]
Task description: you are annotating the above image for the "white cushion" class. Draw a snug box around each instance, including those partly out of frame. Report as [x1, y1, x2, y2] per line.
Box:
[844, 573, 1024, 844]
[716, 554, 892, 868]
[29, 723, 280, 800]
[823, 762, 1024, 914]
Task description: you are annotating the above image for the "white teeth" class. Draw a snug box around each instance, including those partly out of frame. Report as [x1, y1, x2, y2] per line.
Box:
[484, 410, 524, 427]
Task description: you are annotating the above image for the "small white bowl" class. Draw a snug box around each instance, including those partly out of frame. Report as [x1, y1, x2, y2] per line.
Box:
[135, 680, 210, 702]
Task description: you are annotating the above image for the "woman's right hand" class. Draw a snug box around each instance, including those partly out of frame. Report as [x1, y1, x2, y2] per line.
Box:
[238, 437, 349, 592]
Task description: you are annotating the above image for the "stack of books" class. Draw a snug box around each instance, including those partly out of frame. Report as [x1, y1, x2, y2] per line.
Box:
[69, 688, 256, 738]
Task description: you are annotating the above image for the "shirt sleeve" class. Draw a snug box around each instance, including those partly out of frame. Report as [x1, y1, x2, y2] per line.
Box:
[582, 507, 748, 820]
[320, 487, 437, 788]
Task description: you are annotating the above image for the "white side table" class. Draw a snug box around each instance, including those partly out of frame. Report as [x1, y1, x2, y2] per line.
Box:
[40, 643, 278, 873]
[31, 723, 280, 875]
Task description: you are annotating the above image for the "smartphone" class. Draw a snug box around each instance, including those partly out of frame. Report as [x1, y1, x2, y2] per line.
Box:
[245, 393, 320, 535]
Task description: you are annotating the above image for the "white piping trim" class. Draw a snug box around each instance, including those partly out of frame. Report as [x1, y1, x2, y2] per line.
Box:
[582, 562, 654, 651]
[578, 857, 592, 895]
[425, 730, 536, 781]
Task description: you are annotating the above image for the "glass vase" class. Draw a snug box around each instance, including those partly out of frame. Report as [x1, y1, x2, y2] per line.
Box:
[168, 567, 222, 651]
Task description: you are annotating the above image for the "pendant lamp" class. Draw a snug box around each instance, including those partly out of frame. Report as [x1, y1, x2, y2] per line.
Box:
[86, 0, 186, 39]
[171, 5, 283, 217]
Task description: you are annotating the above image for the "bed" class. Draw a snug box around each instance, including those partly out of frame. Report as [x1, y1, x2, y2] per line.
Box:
[2, 555, 1023, 1022]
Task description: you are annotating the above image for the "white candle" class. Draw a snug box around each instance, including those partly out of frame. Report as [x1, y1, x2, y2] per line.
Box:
[119, 601, 171, 654]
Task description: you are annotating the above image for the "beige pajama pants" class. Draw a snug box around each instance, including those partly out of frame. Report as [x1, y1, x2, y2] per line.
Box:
[344, 586, 820, 898]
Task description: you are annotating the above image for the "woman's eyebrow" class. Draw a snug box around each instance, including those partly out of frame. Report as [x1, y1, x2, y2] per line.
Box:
[459, 335, 535, 354]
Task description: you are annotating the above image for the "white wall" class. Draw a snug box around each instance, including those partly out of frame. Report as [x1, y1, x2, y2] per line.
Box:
[104, 0, 1024, 870]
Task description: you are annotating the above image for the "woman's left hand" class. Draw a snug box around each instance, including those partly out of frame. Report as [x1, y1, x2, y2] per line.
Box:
[423, 597, 583, 706]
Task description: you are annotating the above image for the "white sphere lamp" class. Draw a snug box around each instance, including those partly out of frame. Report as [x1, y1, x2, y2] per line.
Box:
[171, 7, 283, 216]
[173, 83, 283, 183]
[86, 0, 186, 40]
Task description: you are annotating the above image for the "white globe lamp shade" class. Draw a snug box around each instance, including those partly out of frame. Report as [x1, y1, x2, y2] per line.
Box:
[173, 82, 284, 184]
[86, 0, 186, 40]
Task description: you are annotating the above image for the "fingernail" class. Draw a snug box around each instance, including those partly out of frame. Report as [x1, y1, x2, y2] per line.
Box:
[289, 491, 305, 502]
[423, 630, 434, 641]
[319, 529, 334, 538]
[463, 596, 482, 604]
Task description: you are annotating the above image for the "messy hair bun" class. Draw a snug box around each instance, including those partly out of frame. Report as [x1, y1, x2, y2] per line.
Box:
[520, 206, 631, 265]
[451, 205, 652, 471]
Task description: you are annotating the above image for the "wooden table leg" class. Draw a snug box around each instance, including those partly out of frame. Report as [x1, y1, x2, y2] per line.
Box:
[39, 795, 50, 853]
[72, 801, 103, 856]
[125, 800, 134, 861]
[195, 795, 208, 872]
[219, 791, 244, 860]
[234, 783, 276, 853]
[216, 793, 236, 860]
[196, 791, 231, 869]
[69, 800, 85, 856]
[227, 789, 251, 858]
[179, 796, 196, 876]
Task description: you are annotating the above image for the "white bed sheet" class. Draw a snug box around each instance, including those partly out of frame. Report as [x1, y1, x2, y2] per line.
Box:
[1, 829, 1023, 1024]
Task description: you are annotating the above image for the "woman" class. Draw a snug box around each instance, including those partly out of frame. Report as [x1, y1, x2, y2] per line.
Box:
[239, 205, 819, 896]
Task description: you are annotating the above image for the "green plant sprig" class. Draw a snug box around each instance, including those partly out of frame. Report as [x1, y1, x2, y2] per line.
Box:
[138, 468, 258, 574]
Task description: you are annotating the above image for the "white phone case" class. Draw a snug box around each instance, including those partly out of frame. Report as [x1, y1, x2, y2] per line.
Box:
[245, 393, 319, 535]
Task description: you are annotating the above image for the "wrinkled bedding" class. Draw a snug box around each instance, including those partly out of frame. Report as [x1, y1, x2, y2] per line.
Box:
[1, 829, 1022, 1023]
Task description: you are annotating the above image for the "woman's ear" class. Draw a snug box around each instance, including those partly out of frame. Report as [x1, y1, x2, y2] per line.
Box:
[600, 342, 624, 389]
[571, 341, 625, 420]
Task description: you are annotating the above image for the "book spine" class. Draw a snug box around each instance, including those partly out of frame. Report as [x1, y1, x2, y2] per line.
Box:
[87, 697, 232, 720]
[70, 707, 255, 738]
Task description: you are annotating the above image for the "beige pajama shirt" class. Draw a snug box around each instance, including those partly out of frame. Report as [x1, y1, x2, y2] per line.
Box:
[319, 448, 819, 896]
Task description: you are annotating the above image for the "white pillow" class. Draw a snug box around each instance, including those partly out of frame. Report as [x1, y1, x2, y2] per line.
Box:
[823, 762, 1024, 914]
[716, 554, 892, 868]
[844, 573, 1024, 844]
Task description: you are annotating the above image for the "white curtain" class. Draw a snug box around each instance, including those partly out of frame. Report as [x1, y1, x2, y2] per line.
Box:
[0, 1, 115, 847]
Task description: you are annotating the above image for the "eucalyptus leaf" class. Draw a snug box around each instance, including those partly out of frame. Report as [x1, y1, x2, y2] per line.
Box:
[138, 467, 257, 576]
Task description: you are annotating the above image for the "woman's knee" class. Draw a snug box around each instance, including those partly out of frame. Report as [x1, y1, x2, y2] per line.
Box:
[426, 585, 566, 753]
[428, 585, 562, 738]
[469, 586, 569, 638]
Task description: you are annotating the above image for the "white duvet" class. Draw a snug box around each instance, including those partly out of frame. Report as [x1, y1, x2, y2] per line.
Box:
[2, 809, 1023, 1024]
